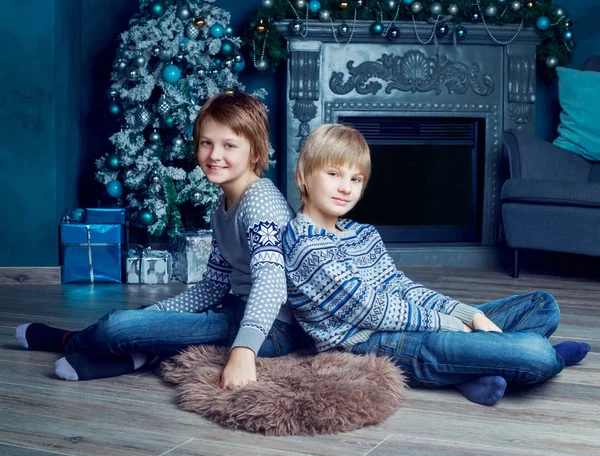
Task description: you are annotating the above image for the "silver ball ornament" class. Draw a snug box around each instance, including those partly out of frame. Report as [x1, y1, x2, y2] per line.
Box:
[234, 53, 244, 64]
[546, 56, 559, 69]
[172, 137, 184, 147]
[430, 2, 442, 16]
[555, 8, 565, 18]
[149, 130, 161, 143]
[261, 0, 275, 8]
[447, 4, 459, 15]
[510, 1, 521, 12]
[387, 25, 400, 40]
[196, 67, 206, 78]
[191, 191, 202, 203]
[338, 22, 350, 36]
[159, 49, 171, 61]
[185, 22, 200, 39]
[318, 9, 331, 22]
[133, 55, 146, 67]
[128, 68, 140, 81]
[151, 45, 161, 57]
[136, 106, 151, 127]
[485, 4, 498, 17]
[355, 0, 365, 8]
[107, 88, 118, 99]
[150, 173, 161, 184]
[174, 53, 184, 64]
[255, 59, 268, 72]
[296, 0, 306, 8]
[289, 19, 304, 34]
[176, 4, 192, 21]
[411, 2, 423, 14]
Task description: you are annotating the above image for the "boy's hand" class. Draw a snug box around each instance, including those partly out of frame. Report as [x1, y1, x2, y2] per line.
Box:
[472, 313, 503, 332]
[220, 347, 257, 389]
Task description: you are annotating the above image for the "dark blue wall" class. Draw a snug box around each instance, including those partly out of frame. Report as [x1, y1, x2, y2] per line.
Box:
[0, 0, 598, 267]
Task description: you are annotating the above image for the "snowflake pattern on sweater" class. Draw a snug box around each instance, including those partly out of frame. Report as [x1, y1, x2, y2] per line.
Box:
[283, 214, 479, 352]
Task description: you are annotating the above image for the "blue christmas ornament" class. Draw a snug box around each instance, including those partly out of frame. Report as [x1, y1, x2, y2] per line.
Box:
[220, 39, 235, 56]
[108, 101, 122, 116]
[233, 58, 246, 73]
[456, 25, 468, 40]
[148, 0, 165, 19]
[187, 122, 195, 138]
[71, 208, 86, 223]
[164, 116, 175, 128]
[536, 16, 550, 30]
[106, 180, 124, 198]
[370, 21, 384, 35]
[138, 209, 156, 226]
[162, 64, 181, 83]
[180, 37, 190, 46]
[308, 0, 321, 13]
[106, 153, 120, 171]
[209, 24, 225, 38]
[402, 0, 414, 4]
[563, 29, 573, 42]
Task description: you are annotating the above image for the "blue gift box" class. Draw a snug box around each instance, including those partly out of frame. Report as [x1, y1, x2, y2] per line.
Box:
[85, 208, 126, 224]
[60, 223, 124, 283]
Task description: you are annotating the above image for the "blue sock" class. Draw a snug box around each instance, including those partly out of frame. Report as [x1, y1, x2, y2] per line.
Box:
[553, 341, 591, 366]
[454, 376, 507, 406]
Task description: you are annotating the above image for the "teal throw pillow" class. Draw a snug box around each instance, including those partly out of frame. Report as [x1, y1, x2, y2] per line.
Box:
[553, 66, 600, 161]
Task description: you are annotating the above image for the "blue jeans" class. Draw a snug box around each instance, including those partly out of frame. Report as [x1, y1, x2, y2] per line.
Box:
[67, 294, 308, 359]
[352, 291, 563, 388]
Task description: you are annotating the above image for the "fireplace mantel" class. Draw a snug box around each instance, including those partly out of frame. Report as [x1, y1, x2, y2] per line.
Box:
[279, 20, 542, 261]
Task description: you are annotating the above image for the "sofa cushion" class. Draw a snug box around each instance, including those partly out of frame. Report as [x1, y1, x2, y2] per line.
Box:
[501, 179, 600, 208]
[553, 67, 600, 161]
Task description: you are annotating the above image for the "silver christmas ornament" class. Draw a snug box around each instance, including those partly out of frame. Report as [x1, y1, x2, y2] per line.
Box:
[485, 4, 498, 17]
[107, 88, 118, 99]
[261, 0, 275, 8]
[448, 4, 459, 15]
[133, 55, 146, 67]
[159, 49, 171, 61]
[289, 19, 304, 34]
[149, 130, 161, 143]
[174, 53, 184, 64]
[318, 9, 331, 22]
[196, 67, 206, 78]
[555, 7, 565, 18]
[185, 21, 200, 39]
[114, 59, 128, 72]
[510, 1, 521, 12]
[150, 173, 161, 184]
[176, 4, 192, 21]
[430, 2, 442, 16]
[338, 22, 350, 36]
[191, 191, 202, 203]
[172, 137, 184, 147]
[387, 25, 400, 40]
[546, 56, 559, 69]
[355, 0, 365, 8]
[255, 59, 268, 71]
[411, 2, 423, 14]
[296, 0, 306, 8]
[151, 45, 161, 57]
[157, 95, 171, 116]
[234, 53, 244, 63]
[128, 68, 140, 81]
[224, 58, 235, 69]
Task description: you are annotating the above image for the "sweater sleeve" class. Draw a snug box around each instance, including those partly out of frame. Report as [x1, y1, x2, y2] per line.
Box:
[397, 272, 482, 324]
[285, 225, 463, 333]
[156, 239, 231, 312]
[230, 219, 288, 354]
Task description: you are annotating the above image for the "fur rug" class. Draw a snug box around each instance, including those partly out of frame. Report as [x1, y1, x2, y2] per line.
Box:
[158, 345, 406, 436]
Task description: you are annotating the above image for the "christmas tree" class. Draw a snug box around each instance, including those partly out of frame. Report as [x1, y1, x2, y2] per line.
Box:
[96, 0, 269, 236]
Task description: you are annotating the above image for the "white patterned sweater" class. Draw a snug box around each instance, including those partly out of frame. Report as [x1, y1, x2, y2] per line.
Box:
[284, 214, 481, 352]
[155, 179, 295, 355]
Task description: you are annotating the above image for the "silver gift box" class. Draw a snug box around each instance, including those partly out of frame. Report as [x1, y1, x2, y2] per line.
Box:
[170, 229, 213, 283]
[126, 247, 172, 284]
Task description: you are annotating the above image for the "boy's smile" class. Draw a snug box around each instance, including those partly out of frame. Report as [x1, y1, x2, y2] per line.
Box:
[197, 118, 258, 203]
[302, 163, 365, 232]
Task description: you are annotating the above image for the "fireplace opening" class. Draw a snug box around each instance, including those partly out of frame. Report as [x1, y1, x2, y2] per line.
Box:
[339, 116, 485, 243]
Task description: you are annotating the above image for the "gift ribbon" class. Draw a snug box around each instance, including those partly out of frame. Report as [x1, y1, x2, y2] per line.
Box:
[87, 225, 94, 283]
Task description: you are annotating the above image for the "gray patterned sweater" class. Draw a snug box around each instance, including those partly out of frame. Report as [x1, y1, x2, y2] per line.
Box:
[155, 179, 295, 354]
[284, 214, 481, 352]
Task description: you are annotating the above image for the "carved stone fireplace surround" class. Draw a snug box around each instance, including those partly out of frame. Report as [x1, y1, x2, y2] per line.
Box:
[279, 21, 542, 267]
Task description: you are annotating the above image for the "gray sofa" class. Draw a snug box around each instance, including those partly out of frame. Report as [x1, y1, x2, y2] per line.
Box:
[501, 57, 600, 278]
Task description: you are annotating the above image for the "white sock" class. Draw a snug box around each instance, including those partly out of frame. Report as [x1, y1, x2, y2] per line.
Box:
[55, 357, 79, 381]
[15, 323, 31, 349]
[131, 353, 148, 370]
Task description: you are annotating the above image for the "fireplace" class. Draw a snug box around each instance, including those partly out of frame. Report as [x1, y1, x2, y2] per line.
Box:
[279, 21, 541, 264]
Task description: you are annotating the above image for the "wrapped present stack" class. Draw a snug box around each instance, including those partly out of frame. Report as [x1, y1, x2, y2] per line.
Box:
[170, 230, 213, 283]
[60, 208, 126, 283]
[126, 246, 172, 284]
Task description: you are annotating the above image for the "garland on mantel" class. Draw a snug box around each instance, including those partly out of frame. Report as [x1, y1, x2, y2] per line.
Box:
[243, 0, 575, 78]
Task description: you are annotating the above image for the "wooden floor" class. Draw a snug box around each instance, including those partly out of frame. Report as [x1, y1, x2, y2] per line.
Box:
[0, 267, 599, 456]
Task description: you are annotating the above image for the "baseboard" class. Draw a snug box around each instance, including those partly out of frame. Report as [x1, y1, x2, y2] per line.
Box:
[0, 267, 61, 285]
